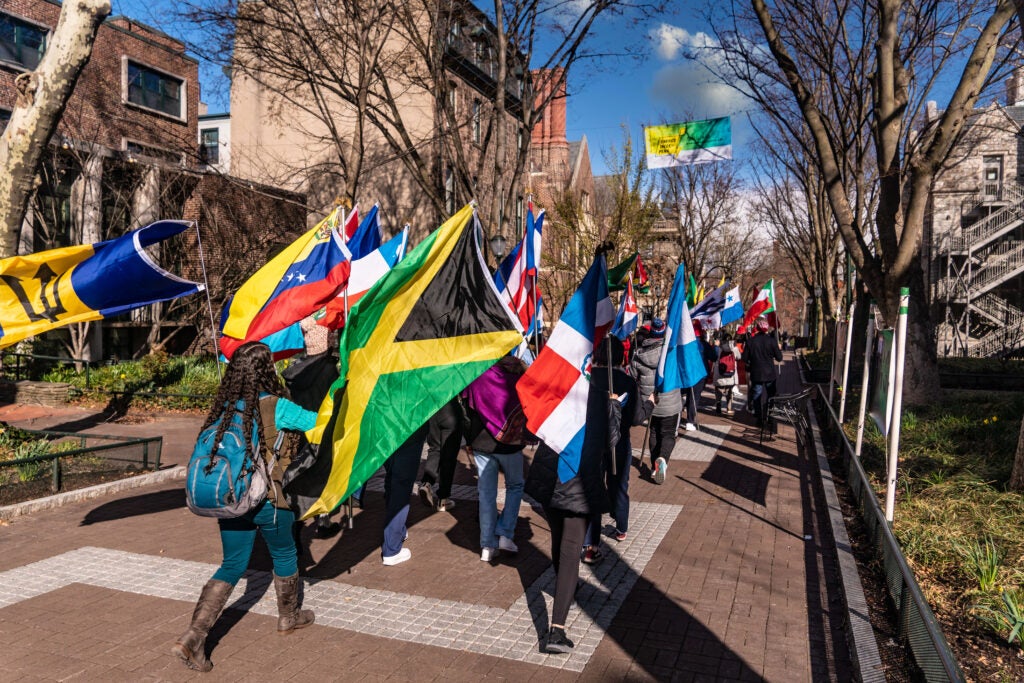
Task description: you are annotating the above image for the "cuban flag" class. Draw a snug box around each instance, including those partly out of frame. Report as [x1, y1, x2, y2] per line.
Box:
[656, 264, 707, 392]
[720, 286, 743, 327]
[690, 281, 729, 329]
[611, 275, 639, 340]
[494, 206, 544, 330]
[517, 253, 614, 482]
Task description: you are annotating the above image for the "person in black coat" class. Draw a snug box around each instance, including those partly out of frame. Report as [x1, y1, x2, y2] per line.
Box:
[524, 336, 652, 655]
[741, 317, 784, 426]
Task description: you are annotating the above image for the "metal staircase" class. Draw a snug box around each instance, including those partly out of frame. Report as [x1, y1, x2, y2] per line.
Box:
[935, 181, 1024, 357]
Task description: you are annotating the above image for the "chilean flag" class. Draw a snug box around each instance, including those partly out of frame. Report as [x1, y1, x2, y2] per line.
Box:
[517, 253, 614, 482]
[220, 207, 351, 359]
[494, 206, 544, 330]
[611, 275, 638, 339]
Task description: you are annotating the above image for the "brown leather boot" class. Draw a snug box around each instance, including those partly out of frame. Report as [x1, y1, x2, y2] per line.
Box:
[274, 573, 315, 634]
[171, 579, 233, 672]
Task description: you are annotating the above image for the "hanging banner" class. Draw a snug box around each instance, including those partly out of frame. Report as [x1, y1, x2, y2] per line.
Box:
[832, 318, 849, 388]
[644, 117, 732, 168]
[869, 329, 895, 436]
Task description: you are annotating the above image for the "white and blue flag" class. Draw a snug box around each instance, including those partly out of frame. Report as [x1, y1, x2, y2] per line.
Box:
[656, 264, 707, 392]
[720, 286, 743, 327]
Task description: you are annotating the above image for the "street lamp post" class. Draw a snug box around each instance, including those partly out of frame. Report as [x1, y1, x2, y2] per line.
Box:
[489, 233, 508, 287]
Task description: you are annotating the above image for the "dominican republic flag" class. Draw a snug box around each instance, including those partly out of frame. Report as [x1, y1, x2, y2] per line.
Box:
[517, 253, 614, 482]
[656, 264, 707, 393]
[690, 281, 729, 329]
[737, 279, 777, 333]
[611, 275, 639, 339]
[494, 206, 544, 330]
[720, 286, 743, 326]
[320, 225, 408, 330]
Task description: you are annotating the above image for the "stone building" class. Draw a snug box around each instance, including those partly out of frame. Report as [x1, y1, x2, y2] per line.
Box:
[229, 0, 529, 244]
[926, 73, 1024, 357]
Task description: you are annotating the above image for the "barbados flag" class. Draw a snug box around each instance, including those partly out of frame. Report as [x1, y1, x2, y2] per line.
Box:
[0, 221, 204, 349]
[220, 207, 351, 359]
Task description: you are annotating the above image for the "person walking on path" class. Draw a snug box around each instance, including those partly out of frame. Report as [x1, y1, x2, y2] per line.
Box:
[589, 336, 654, 547]
[742, 317, 784, 427]
[713, 333, 739, 416]
[382, 423, 430, 566]
[173, 342, 316, 673]
[632, 318, 682, 484]
[462, 356, 528, 562]
[419, 399, 464, 513]
[525, 373, 612, 655]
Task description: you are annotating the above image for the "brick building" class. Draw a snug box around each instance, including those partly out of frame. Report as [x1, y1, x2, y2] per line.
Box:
[0, 2, 303, 358]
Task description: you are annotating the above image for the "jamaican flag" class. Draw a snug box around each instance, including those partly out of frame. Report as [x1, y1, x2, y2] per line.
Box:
[296, 204, 522, 519]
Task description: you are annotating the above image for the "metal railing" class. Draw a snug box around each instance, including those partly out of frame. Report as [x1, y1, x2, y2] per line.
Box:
[949, 188, 1024, 253]
[0, 430, 162, 496]
[0, 352, 96, 387]
[816, 387, 964, 682]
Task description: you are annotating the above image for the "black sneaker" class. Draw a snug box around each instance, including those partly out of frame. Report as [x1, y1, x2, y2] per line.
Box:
[315, 518, 341, 538]
[544, 627, 574, 654]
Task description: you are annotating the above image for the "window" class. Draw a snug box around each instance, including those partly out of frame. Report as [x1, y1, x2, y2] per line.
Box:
[200, 128, 219, 165]
[516, 196, 524, 232]
[472, 100, 481, 144]
[448, 82, 457, 116]
[448, 20, 460, 47]
[444, 167, 456, 216]
[0, 13, 46, 70]
[0, 109, 9, 132]
[127, 61, 184, 119]
[983, 155, 1003, 199]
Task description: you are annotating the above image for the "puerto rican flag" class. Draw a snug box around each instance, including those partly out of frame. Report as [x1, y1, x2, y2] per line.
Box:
[494, 205, 544, 330]
[611, 275, 639, 339]
[517, 253, 614, 482]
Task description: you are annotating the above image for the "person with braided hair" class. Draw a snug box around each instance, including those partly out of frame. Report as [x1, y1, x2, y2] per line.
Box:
[172, 342, 317, 672]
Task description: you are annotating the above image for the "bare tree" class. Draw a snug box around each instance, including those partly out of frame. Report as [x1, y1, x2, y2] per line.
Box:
[0, 0, 110, 258]
[181, 0, 664, 237]
[709, 0, 1019, 403]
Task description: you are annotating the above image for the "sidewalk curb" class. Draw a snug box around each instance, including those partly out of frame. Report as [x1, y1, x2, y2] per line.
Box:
[0, 466, 185, 521]
[801, 373, 886, 682]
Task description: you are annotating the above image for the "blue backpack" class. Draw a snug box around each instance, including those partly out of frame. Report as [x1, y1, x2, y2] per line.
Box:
[186, 400, 272, 518]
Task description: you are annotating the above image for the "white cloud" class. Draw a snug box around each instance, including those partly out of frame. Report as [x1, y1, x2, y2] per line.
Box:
[649, 62, 749, 117]
[650, 23, 717, 62]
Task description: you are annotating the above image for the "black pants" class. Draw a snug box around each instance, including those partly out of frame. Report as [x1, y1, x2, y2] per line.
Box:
[423, 400, 463, 499]
[649, 415, 677, 462]
[750, 380, 777, 426]
[546, 508, 587, 626]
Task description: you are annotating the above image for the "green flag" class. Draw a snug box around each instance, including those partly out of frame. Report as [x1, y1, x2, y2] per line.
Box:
[607, 252, 638, 292]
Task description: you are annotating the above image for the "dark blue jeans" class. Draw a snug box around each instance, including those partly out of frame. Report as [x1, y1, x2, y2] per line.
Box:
[750, 380, 778, 426]
[382, 424, 429, 559]
[213, 500, 298, 584]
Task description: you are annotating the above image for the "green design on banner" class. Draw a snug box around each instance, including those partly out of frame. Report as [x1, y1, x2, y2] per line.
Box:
[869, 329, 895, 436]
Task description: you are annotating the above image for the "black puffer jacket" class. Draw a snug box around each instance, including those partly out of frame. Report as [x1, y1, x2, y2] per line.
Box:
[742, 331, 783, 383]
[524, 383, 610, 515]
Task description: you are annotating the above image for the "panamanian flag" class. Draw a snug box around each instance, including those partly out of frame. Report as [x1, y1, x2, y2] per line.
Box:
[517, 253, 614, 482]
[656, 264, 707, 392]
[720, 286, 743, 326]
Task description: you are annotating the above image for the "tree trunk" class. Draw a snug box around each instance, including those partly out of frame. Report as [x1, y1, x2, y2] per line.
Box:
[0, 0, 111, 258]
[1011, 415, 1024, 491]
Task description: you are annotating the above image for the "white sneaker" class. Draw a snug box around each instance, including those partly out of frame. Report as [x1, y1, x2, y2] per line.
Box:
[498, 536, 518, 553]
[653, 457, 667, 485]
[684, 423, 697, 432]
[480, 547, 496, 562]
[382, 548, 411, 566]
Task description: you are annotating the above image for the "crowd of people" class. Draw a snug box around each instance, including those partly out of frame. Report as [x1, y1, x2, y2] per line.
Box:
[173, 314, 785, 669]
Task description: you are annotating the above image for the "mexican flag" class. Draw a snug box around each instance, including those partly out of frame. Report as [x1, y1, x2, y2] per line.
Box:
[295, 205, 522, 519]
[737, 279, 777, 333]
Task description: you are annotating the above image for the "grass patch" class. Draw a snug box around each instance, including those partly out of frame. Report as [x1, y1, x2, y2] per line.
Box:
[845, 390, 1024, 657]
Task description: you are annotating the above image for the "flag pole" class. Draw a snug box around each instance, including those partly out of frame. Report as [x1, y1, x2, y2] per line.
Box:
[192, 220, 222, 380]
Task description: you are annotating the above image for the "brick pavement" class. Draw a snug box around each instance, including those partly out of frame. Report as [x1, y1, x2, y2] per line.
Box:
[0, 354, 852, 682]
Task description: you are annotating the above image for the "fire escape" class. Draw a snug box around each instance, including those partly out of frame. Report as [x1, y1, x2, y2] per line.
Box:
[935, 168, 1024, 358]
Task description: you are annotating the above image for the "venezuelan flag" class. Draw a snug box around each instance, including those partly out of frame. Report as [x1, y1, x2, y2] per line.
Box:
[220, 207, 351, 359]
[0, 221, 204, 349]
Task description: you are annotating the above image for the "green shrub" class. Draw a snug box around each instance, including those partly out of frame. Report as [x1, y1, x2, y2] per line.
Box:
[974, 588, 1024, 648]
[957, 537, 1004, 592]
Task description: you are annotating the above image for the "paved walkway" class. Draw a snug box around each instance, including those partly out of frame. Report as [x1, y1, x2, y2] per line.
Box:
[0, 354, 852, 682]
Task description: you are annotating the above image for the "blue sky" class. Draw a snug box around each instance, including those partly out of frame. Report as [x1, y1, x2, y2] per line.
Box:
[113, 0, 754, 176]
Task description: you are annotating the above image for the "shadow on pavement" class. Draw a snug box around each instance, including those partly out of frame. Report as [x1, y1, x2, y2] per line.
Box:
[80, 488, 185, 525]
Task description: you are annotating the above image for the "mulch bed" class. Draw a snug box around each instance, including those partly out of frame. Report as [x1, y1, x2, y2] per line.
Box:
[0, 467, 153, 506]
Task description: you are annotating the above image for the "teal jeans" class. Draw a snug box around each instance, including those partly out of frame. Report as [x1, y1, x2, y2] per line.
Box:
[212, 500, 298, 584]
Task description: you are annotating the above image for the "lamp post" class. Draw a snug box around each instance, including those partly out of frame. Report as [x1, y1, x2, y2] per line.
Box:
[489, 233, 508, 286]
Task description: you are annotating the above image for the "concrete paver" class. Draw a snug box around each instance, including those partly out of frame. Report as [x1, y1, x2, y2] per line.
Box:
[0, 354, 851, 681]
